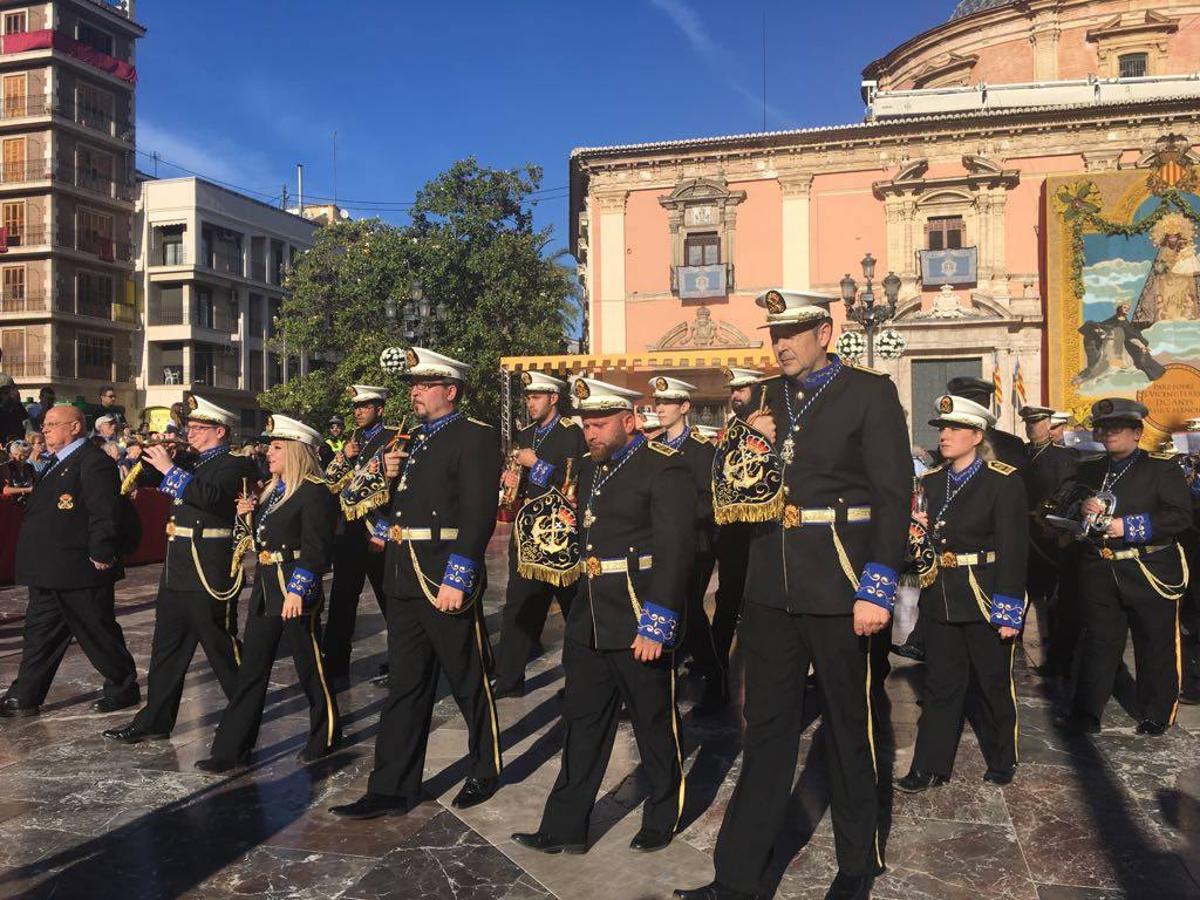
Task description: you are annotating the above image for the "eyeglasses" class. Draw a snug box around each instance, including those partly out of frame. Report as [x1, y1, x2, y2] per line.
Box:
[411, 381, 451, 393]
[187, 421, 219, 431]
[42, 421, 73, 430]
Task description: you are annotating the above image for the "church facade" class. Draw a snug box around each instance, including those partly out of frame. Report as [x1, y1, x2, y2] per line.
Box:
[548, 0, 1200, 450]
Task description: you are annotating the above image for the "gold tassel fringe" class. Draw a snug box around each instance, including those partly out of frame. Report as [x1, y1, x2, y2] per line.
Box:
[713, 492, 785, 526]
[516, 561, 582, 587]
[341, 490, 388, 522]
[230, 535, 254, 578]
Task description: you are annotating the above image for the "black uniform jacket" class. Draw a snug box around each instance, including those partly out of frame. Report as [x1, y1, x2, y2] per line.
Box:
[15, 440, 125, 589]
[919, 460, 1029, 625]
[153, 447, 259, 596]
[333, 423, 399, 536]
[654, 428, 717, 556]
[744, 362, 912, 616]
[566, 435, 696, 651]
[515, 415, 587, 503]
[1070, 451, 1192, 576]
[1024, 441, 1079, 558]
[987, 427, 1028, 476]
[251, 476, 338, 616]
[380, 414, 501, 604]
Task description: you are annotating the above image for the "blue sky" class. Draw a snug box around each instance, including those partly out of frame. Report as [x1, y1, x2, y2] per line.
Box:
[135, 0, 954, 253]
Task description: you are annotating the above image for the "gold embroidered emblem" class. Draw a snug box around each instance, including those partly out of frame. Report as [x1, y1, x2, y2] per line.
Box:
[654, 376, 669, 392]
[573, 379, 590, 400]
[520, 370, 532, 386]
[1100, 547, 1115, 560]
[258, 550, 273, 566]
[1095, 399, 1113, 416]
[782, 504, 800, 529]
[937, 395, 954, 414]
[721, 367, 734, 383]
[405, 348, 419, 369]
[165, 521, 176, 538]
[57, 493, 74, 510]
[940, 551, 958, 567]
[585, 556, 602, 578]
[186, 394, 198, 411]
[345, 386, 357, 399]
[388, 524, 404, 543]
[765, 290, 786, 314]
[265, 415, 275, 434]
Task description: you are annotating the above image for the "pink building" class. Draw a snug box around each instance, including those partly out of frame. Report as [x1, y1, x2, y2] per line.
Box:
[516, 0, 1200, 450]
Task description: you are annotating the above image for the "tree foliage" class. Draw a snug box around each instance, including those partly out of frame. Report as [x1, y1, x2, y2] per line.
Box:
[259, 158, 575, 427]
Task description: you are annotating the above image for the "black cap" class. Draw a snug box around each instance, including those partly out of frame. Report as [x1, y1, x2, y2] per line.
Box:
[946, 376, 994, 405]
[328, 415, 344, 426]
[1018, 405, 1054, 422]
[1090, 398, 1148, 426]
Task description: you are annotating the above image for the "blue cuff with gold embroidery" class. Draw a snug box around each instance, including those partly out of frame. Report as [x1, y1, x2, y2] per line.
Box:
[442, 553, 479, 594]
[855, 562, 898, 611]
[158, 465, 192, 498]
[637, 601, 679, 648]
[990, 593, 1025, 629]
[1122, 513, 1152, 544]
[287, 567, 317, 599]
[370, 517, 389, 541]
[528, 458, 555, 488]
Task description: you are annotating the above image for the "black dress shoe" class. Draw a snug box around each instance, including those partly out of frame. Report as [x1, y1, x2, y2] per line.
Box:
[195, 752, 250, 774]
[492, 682, 525, 700]
[983, 765, 1017, 785]
[511, 830, 587, 855]
[1056, 714, 1101, 735]
[91, 693, 140, 714]
[329, 793, 410, 820]
[452, 776, 498, 809]
[298, 736, 342, 763]
[1136, 719, 1168, 736]
[102, 723, 169, 744]
[825, 870, 875, 900]
[673, 882, 758, 900]
[894, 769, 949, 793]
[0, 696, 39, 718]
[629, 826, 673, 852]
[890, 642, 926, 662]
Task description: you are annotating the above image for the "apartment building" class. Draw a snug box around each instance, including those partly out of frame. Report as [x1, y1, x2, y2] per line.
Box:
[0, 0, 143, 408]
[135, 175, 317, 436]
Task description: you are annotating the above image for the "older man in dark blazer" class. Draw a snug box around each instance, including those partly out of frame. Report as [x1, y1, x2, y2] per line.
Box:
[0, 404, 138, 717]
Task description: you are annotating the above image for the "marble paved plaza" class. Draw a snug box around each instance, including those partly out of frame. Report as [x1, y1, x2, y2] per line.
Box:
[2, 526, 1200, 898]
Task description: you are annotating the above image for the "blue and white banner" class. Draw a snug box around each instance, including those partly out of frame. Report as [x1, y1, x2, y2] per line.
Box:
[919, 248, 978, 286]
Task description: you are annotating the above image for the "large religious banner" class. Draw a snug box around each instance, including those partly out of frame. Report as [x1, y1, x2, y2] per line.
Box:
[1046, 136, 1200, 446]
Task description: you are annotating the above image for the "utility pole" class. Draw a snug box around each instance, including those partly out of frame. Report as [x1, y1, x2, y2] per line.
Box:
[332, 131, 338, 204]
[297, 164, 304, 218]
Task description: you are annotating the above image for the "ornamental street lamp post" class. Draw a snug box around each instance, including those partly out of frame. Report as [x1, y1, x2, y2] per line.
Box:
[839, 253, 902, 368]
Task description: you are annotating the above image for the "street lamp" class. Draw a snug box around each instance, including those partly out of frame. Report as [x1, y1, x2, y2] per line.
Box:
[385, 279, 444, 344]
[839, 253, 902, 368]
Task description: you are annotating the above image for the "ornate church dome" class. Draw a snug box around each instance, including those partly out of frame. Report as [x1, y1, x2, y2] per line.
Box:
[949, 0, 1013, 20]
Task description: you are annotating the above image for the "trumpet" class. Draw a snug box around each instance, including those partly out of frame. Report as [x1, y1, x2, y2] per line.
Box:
[500, 449, 523, 512]
[119, 435, 192, 496]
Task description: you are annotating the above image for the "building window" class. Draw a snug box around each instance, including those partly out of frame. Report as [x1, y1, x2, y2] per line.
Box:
[3, 12, 27, 35]
[77, 145, 114, 194]
[78, 270, 113, 319]
[77, 21, 114, 56]
[77, 333, 114, 381]
[1118, 53, 1149, 79]
[157, 225, 184, 265]
[926, 216, 964, 251]
[683, 231, 720, 267]
[2, 200, 24, 245]
[2, 265, 24, 309]
[79, 208, 113, 257]
[77, 82, 115, 132]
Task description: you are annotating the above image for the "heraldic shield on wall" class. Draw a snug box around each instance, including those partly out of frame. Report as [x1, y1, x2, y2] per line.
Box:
[1047, 135, 1200, 445]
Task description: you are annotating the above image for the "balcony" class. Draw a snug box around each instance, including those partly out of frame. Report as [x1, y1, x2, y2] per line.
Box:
[671, 263, 732, 299]
[55, 350, 131, 382]
[0, 95, 50, 121]
[64, 165, 135, 201]
[4, 354, 48, 377]
[148, 245, 186, 267]
[200, 254, 243, 278]
[0, 291, 48, 313]
[54, 292, 136, 324]
[53, 98, 134, 141]
[0, 30, 137, 85]
[0, 161, 54, 186]
[77, 232, 134, 263]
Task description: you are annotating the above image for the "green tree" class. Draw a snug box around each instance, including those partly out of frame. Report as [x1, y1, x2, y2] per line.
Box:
[259, 158, 575, 427]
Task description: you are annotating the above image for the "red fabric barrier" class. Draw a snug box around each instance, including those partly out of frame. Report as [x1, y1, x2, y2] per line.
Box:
[1, 30, 137, 84]
[0, 489, 170, 586]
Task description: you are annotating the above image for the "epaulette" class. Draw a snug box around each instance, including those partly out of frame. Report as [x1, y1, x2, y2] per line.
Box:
[467, 417, 494, 429]
[518, 421, 535, 432]
[559, 417, 577, 427]
[689, 430, 710, 445]
[987, 460, 1017, 476]
[304, 473, 327, 486]
[921, 464, 945, 478]
[1080, 452, 1107, 463]
[648, 442, 678, 456]
[1149, 451, 1176, 460]
[850, 363, 888, 377]
[758, 374, 782, 382]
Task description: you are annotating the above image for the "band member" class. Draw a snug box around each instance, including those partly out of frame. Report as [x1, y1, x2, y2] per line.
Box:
[651, 375, 726, 715]
[711, 367, 762, 669]
[512, 375, 695, 854]
[322, 385, 398, 689]
[677, 290, 911, 900]
[896, 395, 1028, 793]
[319, 415, 346, 468]
[1061, 399, 1192, 736]
[331, 348, 502, 819]
[1, 404, 138, 717]
[104, 396, 256, 745]
[1049, 411, 1071, 447]
[1018, 405, 1080, 678]
[197, 416, 340, 772]
[493, 370, 586, 699]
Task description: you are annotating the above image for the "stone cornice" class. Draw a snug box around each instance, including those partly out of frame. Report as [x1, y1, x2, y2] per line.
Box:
[1086, 10, 1179, 46]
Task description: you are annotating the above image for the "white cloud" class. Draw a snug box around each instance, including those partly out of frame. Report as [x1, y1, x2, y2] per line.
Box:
[137, 118, 281, 201]
[648, 0, 792, 127]
[1083, 257, 1150, 305]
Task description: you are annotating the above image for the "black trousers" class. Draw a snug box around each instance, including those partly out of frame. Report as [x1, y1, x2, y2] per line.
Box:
[493, 540, 575, 691]
[323, 531, 387, 681]
[913, 618, 1018, 777]
[712, 526, 751, 663]
[133, 587, 241, 734]
[1074, 551, 1184, 726]
[539, 639, 684, 843]
[7, 584, 137, 705]
[681, 551, 721, 681]
[210, 607, 340, 761]
[714, 604, 881, 892]
[366, 594, 501, 800]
